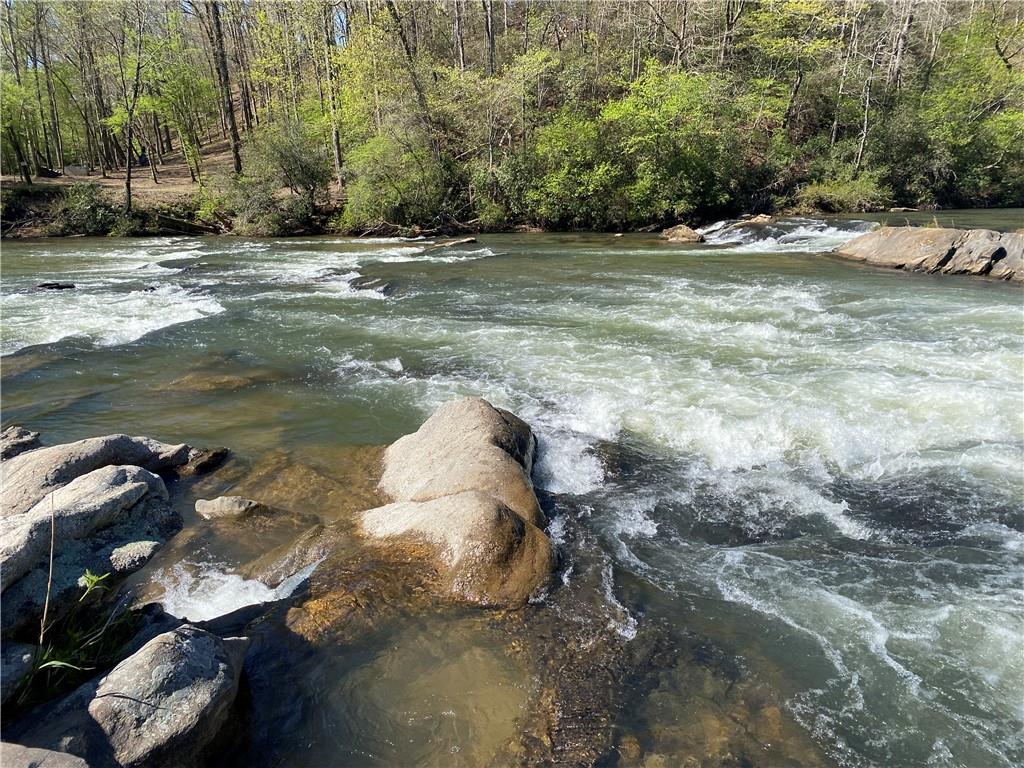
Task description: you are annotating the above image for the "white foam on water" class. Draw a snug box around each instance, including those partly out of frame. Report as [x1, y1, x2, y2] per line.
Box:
[0, 285, 225, 354]
[601, 563, 638, 640]
[702, 217, 873, 253]
[153, 560, 318, 622]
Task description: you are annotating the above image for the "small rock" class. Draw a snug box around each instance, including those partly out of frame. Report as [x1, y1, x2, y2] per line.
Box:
[108, 540, 161, 573]
[1, 426, 41, 461]
[36, 282, 75, 290]
[178, 446, 230, 477]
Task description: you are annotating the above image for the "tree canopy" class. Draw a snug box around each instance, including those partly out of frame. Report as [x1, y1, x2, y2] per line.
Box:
[2, 0, 1022, 232]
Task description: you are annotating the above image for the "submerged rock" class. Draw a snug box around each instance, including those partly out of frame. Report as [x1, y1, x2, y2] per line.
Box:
[35, 282, 75, 290]
[1, 426, 41, 461]
[363, 397, 552, 607]
[660, 224, 705, 243]
[834, 226, 1024, 281]
[195, 495, 270, 520]
[347, 275, 398, 295]
[8, 626, 248, 768]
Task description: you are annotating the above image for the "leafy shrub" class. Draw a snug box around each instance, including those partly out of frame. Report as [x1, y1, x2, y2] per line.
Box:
[47, 183, 118, 236]
[249, 121, 332, 203]
[795, 174, 892, 213]
[339, 134, 445, 231]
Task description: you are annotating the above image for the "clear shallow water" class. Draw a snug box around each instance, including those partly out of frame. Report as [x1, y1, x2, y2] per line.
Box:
[2, 213, 1022, 767]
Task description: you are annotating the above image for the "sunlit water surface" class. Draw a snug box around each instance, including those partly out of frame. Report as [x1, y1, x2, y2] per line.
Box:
[2, 212, 1022, 767]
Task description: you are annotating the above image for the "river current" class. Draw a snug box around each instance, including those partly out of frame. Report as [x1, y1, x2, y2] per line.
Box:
[2, 212, 1022, 767]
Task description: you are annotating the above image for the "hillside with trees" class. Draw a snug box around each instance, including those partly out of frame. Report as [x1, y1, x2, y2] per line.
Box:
[2, 0, 1022, 235]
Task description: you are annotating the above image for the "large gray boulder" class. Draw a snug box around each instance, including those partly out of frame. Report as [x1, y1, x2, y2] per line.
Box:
[363, 398, 552, 607]
[7, 626, 248, 768]
[1, 465, 167, 591]
[1, 434, 191, 518]
[0, 465, 179, 638]
[834, 226, 1024, 281]
[0, 743, 89, 768]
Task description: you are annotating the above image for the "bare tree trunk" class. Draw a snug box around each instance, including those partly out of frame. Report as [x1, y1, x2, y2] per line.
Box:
[482, 0, 495, 75]
[323, 2, 344, 192]
[209, 0, 242, 173]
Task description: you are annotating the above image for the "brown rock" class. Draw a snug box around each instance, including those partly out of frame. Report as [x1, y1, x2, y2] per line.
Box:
[367, 397, 553, 607]
[362, 491, 552, 607]
[379, 398, 540, 525]
[660, 224, 705, 243]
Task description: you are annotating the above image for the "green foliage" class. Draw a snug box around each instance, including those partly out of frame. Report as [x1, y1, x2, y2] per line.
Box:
[795, 173, 892, 213]
[338, 134, 445, 231]
[47, 183, 118, 236]
[249, 122, 332, 203]
[2, 0, 1021, 234]
[8, 571, 137, 721]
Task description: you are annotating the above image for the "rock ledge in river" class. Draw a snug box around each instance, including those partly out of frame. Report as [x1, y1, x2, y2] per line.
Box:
[834, 226, 1024, 281]
[363, 397, 553, 607]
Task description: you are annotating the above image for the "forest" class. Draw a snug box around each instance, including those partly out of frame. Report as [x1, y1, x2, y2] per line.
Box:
[1, 0, 1022, 235]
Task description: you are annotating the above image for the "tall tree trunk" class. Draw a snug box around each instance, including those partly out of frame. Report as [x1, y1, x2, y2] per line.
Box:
[482, 0, 495, 75]
[323, 2, 344, 192]
[209, 1, 242, 173]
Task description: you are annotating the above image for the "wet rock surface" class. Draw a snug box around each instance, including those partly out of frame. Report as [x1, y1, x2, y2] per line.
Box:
[834, 226, 1024, 281]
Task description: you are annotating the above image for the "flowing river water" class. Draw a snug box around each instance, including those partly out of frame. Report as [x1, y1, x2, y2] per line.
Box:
[2, 211, 1022, 767]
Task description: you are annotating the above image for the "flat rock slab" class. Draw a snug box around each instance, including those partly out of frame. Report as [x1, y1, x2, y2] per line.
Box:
[834, 226, 1024, 281]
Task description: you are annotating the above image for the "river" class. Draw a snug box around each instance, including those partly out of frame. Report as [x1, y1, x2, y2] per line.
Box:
[2, 211, 1022, 767]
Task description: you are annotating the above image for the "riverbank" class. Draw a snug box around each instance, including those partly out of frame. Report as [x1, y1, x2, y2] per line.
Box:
[7, 173, 1019, 242]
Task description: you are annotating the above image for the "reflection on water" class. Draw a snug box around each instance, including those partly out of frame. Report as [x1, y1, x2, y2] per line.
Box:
[2, 214, 1022, 767]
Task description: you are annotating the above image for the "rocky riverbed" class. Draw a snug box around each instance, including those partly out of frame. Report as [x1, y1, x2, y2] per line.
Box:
[1, 399, 832, 767]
